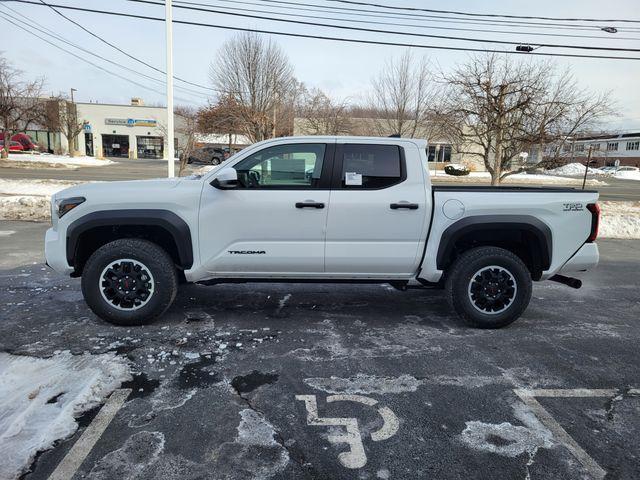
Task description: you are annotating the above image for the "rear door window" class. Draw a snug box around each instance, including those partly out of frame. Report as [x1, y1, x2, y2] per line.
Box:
[338, 144, 404, 189]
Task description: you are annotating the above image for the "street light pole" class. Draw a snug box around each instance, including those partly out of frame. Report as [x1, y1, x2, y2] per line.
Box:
[165, 0, 175, 178]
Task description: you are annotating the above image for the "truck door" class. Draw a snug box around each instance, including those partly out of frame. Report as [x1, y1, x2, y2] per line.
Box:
[198, 141, 334, 276]
[325, 142, 428, 276]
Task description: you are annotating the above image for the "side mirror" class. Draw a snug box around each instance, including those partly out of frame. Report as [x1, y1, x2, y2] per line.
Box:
[211, 168, 238, 189]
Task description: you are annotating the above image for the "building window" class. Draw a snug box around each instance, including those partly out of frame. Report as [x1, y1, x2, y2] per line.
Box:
[591, 143, 601, 151]
[136, 136, 163, 159]
[575, 144, 585, 152]
[607, 142, 618, 151]
[427, 146, 436, 162]
[562, 144, 572, 153]
[626, 141, 639, 151]
[426, 144, 452, 162]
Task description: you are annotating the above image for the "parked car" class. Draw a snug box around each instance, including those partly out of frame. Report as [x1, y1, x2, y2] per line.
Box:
[45, 136, 600, 329]
[599, 166, 618, 174]
[12, 133, 39, 151]
[187, 146, 225, 165]
[1, 133, 39, 151]
[0, 140, 24, 152]
[615, 166, 639, 173]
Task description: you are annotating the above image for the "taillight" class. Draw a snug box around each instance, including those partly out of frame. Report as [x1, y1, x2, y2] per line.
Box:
[586, 203, 600, 242]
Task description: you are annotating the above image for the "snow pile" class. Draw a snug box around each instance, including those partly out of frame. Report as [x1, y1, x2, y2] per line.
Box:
[0, 179, 86, 221]
[0, 196, 51, 221]
[546, 163, 607, 177]
[599, 201, 640, 239]
[613, 170, 640, 181]
[432, 170, 605, 186]
[0, 178, 80, 196]
[0, 351, 131, 480]
[5, 153, 114, 168]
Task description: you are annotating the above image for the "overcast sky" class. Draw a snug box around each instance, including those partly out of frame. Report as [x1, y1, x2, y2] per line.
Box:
[1, 0, 639, 130]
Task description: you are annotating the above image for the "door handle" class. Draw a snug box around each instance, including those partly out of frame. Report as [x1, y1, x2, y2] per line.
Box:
[390, 202, 419, 210]
[296, 202, 325, 209]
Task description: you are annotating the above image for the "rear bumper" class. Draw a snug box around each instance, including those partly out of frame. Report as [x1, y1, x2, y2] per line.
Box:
[558, 243, 599, 274]
[45, 227, 73, 275]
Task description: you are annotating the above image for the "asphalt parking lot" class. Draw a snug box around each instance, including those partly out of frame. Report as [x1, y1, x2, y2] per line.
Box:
[1, 221, 639, 480]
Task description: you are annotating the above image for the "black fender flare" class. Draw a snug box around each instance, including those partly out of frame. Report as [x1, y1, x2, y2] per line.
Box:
[66, 209, 193, 269]
[435, 215, 552, 272]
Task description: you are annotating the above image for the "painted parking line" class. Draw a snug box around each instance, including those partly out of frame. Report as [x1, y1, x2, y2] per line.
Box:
[514, 388, 640, 480]
[48, 388, 131, 480]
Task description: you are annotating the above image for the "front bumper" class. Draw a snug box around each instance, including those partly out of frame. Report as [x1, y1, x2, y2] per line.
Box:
[559, 243, 599, 274]
[44, 227, 74, 275]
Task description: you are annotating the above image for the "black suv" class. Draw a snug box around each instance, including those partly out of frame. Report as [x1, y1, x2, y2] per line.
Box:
[187, 146, 225, 165]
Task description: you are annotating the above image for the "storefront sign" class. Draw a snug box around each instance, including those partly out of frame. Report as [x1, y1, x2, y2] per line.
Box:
[105, 118, 158, 128]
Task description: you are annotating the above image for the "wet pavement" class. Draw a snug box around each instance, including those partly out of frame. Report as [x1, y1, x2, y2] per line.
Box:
[1, 221, 638, 479]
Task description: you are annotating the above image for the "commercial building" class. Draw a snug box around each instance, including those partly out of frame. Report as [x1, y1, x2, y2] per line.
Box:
[557, 132, 640, 167]
[75, 99, 176, 159]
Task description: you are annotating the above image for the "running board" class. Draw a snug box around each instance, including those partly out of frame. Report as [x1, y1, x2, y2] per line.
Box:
[549, 274, 582, 289]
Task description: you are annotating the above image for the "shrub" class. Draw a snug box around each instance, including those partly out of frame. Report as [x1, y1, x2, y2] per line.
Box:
[444, 164, 470, 176]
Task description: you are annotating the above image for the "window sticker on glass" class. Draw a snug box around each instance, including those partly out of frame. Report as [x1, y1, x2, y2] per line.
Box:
[345, 172, 362, 186]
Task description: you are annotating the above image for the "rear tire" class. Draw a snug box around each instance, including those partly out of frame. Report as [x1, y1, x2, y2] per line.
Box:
[81, 239, 178, 326]
[445, 246, 532, 329]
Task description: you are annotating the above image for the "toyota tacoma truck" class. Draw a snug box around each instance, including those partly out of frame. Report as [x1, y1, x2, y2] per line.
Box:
[44, 136, 600, 329]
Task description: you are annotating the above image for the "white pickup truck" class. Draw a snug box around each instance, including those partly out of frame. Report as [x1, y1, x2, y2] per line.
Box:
[45, 136, 600, 329]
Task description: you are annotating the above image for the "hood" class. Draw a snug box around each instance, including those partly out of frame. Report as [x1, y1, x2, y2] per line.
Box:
[53, 177, 183, 201]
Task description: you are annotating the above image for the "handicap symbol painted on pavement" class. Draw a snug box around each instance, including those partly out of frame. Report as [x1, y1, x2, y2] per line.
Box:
[296, 394, 399, 469]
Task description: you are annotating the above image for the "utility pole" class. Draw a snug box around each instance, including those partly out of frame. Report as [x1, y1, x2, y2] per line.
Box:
[165, 0, 175, 178]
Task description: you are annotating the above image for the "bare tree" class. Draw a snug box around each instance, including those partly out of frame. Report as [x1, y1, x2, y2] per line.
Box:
[369, 51, 439, 138]
[40, 98, 85, 157]
[0, 56, 45, 158]
[198, 95, 243, 150]
[444, 54, 612, 185]
[297, 87, 352, 135]
[210, 32, 295, 143]
[174, 106, 198, 176]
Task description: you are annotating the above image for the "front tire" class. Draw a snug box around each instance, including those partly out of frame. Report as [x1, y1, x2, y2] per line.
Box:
[81, 239, 178, 326]
[445, 246, 532, 329]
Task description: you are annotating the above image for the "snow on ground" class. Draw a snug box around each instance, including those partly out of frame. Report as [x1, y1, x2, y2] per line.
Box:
[0, 351, 130, 480]
[545, 162, 608, 177]
[0, 179, 85, 221]
[0, 178, 81, 196]
[613, 170, 640, 181]
[599, 201, 640, 239]
[4, 153, 114, 168]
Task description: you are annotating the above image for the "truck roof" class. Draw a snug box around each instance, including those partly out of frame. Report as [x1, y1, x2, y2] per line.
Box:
[261, 135, 428, 149]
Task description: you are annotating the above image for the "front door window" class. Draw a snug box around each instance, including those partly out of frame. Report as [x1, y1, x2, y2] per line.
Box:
[233, 143, 326, 188]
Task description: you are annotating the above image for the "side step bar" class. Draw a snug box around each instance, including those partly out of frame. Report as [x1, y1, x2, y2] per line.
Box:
[549, 274, 582, 289]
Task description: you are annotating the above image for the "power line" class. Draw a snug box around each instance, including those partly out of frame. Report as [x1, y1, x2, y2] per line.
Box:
[175, 0, 640, 41]
[7, 0, 640, 61]
[0, 3, 211, 99]
[34, 0, 211, 92]
[125, 0, 640, 53]
[0, 11, 204, 105]
[223, 0, 640, 32]
[322, 0, 640, 24]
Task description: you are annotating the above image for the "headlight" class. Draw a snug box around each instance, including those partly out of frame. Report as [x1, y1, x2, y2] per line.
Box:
[56, 196, 86, 218]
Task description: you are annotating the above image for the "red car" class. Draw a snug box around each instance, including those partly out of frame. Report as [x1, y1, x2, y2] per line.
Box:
[0, 140, 25, 152]
[1, 133, 39, 151]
